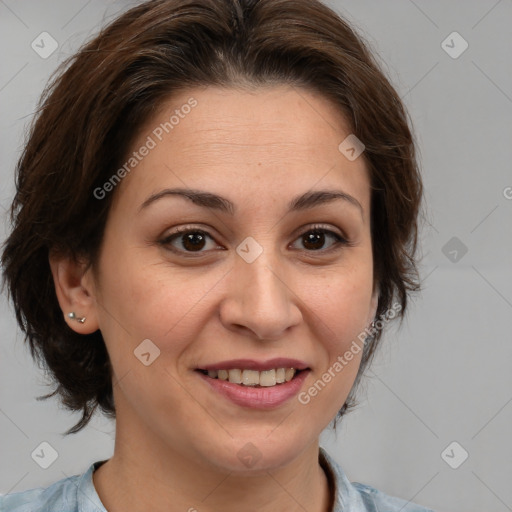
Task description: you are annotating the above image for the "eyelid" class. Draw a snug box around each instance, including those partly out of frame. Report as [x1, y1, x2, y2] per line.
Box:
[291, 223, 348, 242]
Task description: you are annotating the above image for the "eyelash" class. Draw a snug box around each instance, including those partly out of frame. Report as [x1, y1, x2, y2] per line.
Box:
[158, 224, 351, 258]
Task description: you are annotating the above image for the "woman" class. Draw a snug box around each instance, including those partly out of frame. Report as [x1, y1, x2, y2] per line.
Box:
[1, 0, 432, 510]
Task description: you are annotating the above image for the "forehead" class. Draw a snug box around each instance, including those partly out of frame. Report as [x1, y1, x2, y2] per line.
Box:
[112, 85, 370, 212]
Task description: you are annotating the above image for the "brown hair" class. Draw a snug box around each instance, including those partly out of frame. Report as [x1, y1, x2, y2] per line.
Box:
[1, 0, 422, 434]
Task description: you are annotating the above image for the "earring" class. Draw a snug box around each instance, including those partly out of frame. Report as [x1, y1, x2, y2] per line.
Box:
[68, 312, 86, 324]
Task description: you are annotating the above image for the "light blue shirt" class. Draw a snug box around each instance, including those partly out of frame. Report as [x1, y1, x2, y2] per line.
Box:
[1, 448, 435, 511]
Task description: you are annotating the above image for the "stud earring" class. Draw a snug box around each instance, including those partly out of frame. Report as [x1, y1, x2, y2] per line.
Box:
[67, 312, 86, 324]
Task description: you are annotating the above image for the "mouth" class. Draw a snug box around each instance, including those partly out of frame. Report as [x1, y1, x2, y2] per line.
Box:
[194, 358, 311, 408]
[195, 367, 308, 388]
[195, 363, 311, 409]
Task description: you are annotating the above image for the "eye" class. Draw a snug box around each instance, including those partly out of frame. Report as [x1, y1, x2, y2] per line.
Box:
[159, 224, 350, 257]
[159, 227, 221, 255]
[290, 226, 348, 252]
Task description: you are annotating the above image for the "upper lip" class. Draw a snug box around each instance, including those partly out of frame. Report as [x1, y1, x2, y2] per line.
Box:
[197, 358, 310, 372]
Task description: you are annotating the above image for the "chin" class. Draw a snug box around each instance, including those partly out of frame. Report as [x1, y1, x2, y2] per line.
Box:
[195, 429, 313, 474]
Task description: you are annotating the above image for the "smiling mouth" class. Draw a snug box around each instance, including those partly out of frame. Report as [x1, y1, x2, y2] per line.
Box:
[196, 368, 307, 387]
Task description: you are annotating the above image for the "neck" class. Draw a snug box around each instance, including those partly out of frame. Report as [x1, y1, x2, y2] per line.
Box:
[93, 415, 332, 512]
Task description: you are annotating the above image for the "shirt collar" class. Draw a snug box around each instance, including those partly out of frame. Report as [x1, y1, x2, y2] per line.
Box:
[319, 446, 369, 511]
[77, 460, 108, 512]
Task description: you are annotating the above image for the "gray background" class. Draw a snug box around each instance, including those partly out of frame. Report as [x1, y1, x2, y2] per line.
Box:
[1, 1, 511, 511]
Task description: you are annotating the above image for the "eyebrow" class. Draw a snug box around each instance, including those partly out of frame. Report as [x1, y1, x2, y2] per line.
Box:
[138, 187, 363, 217]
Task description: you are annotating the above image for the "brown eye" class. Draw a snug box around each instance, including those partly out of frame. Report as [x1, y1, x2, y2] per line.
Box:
[180, 231, 207, 251]
[160, 228, 218, 254]
[292, 227, 348, 252]
[302, 230, 327, 250]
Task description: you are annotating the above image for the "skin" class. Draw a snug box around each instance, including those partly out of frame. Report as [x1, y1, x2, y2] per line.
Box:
[50, 85, 378, 512]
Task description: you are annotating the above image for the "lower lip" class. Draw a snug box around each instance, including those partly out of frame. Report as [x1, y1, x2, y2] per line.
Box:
[197, 370, 310, 409]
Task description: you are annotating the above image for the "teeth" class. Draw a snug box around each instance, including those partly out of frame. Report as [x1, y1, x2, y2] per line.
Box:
[242, 369, 260, 386]
[228, 369, 242, 384]
[259, 369, 276, 387]
[203, 367, 298, 386]
[285, 368, 295, 382]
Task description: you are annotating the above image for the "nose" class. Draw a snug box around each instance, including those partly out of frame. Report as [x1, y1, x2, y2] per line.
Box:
[219, 249, 303, 341]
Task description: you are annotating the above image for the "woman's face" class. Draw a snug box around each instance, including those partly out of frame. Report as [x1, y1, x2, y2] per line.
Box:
[85, 85, 377, 472]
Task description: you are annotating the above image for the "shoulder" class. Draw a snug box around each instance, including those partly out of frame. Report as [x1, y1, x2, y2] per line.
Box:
[0, 474, 81, 512]
[0, 461, 106, 512]
[319, 447, 435, 512]
[352, 481, 436, 512]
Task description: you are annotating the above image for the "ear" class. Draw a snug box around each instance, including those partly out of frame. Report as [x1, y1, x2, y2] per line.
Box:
[48, 250, 100, 334]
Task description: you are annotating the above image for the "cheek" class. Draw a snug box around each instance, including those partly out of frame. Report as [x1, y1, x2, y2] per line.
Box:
[303, 261, 373, 391]
[96, 245, 222, 363]
[308, 262, 374, 341]
[296, 271, 371, 417]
